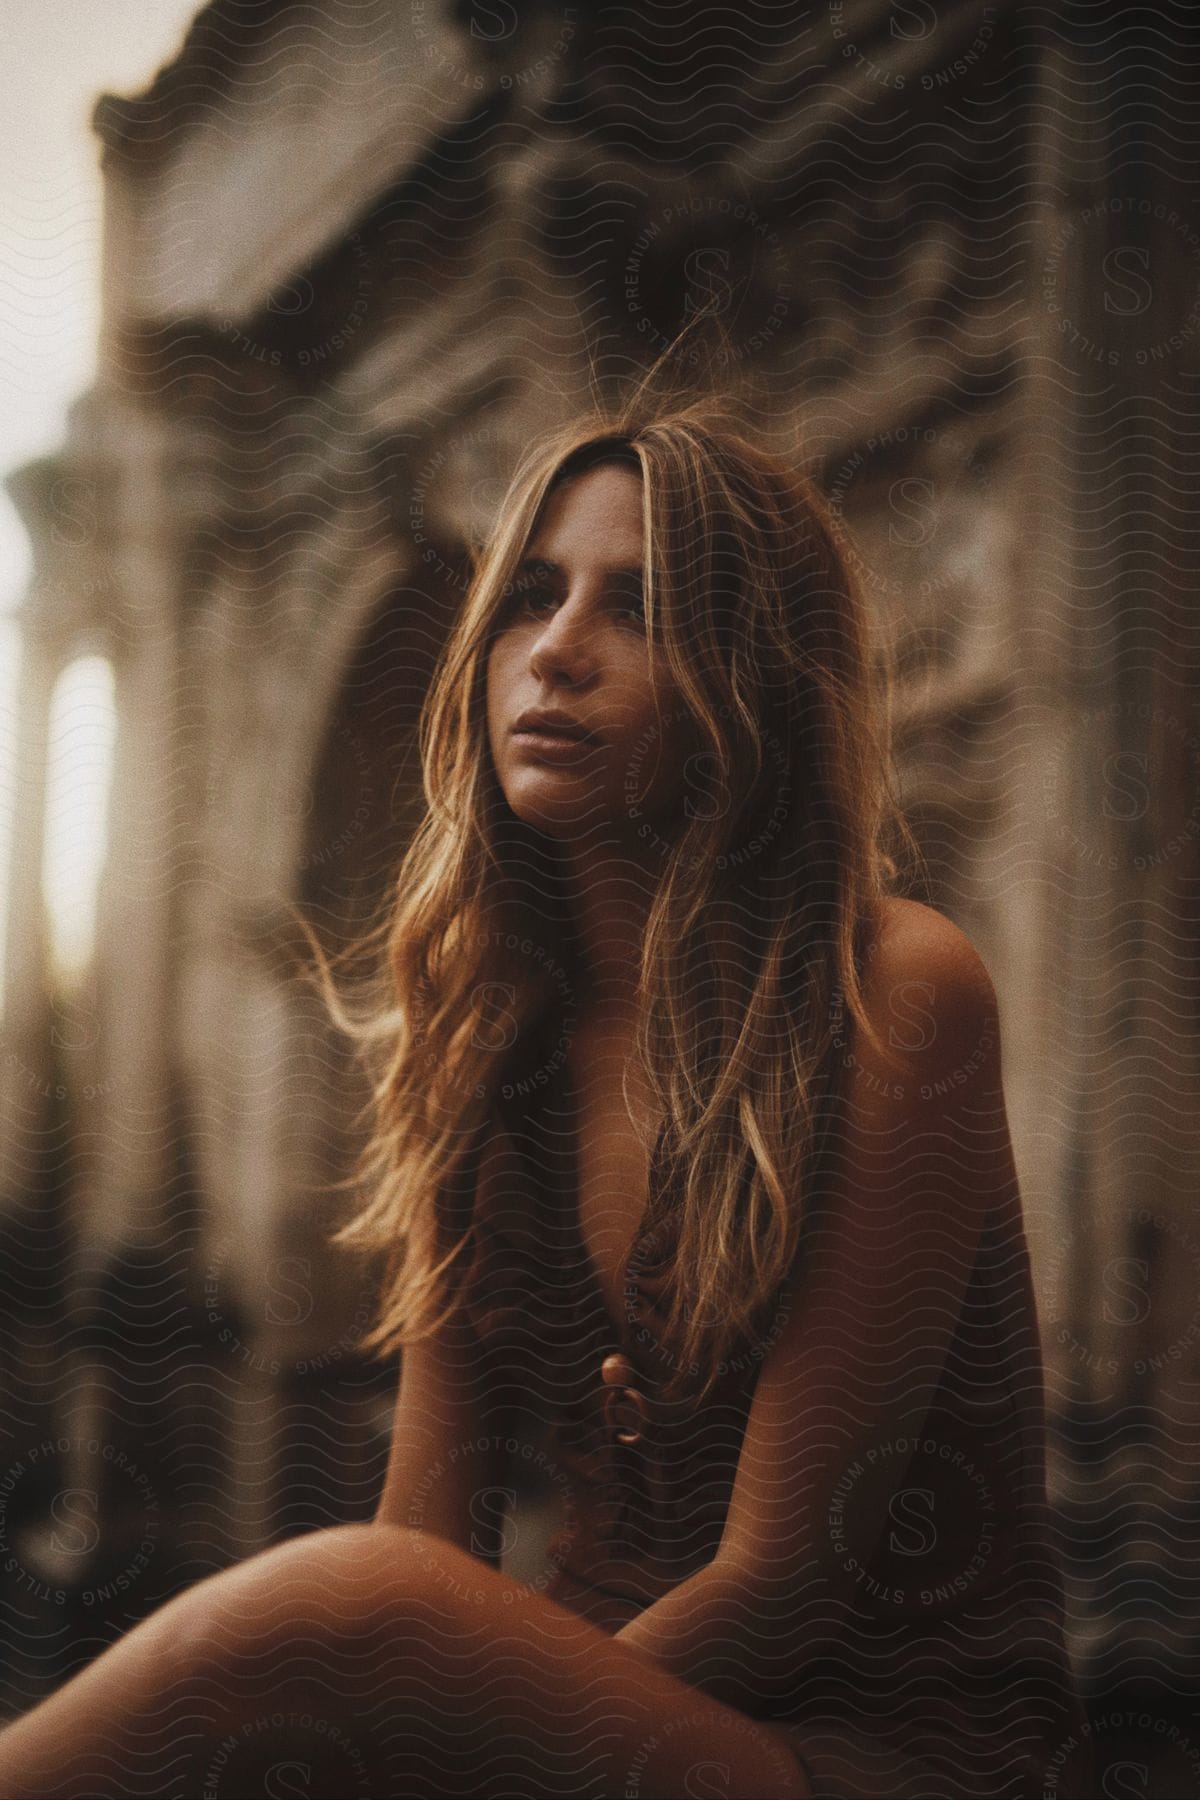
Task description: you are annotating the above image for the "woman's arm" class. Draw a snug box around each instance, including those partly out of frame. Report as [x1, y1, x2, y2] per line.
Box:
[374, 1309, 525, 1567]
[613, 903, 1008, 1711]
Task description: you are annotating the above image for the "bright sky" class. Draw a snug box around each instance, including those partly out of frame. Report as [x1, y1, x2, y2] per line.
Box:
[0, 0, 204, 988]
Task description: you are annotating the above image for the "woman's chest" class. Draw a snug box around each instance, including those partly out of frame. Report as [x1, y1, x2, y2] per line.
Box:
[568, 1054, 662, 1341]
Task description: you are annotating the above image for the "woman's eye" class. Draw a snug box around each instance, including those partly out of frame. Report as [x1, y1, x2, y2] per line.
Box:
[515, 585, 556, 616]
[501, 582, 648, 628]
[612, 585, 647, 626]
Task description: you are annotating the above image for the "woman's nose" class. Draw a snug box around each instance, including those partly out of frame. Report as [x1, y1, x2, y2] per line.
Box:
[528, 597, 598, 679]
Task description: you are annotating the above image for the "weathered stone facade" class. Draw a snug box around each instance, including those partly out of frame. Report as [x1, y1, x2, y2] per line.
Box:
[3, 0, 1198, 1777]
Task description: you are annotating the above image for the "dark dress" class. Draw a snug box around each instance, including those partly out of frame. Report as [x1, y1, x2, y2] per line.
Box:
[445, 1047, 1092, 1799]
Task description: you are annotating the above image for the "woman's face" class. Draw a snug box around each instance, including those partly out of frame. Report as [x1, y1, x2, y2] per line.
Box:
[486, 462, 697, 842]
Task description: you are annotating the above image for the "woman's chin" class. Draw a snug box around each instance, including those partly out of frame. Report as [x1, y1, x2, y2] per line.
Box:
[500, 771, 610, 834]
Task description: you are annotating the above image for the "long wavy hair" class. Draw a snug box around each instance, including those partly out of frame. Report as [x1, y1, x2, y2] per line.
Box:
[307, 384, 922, 1407]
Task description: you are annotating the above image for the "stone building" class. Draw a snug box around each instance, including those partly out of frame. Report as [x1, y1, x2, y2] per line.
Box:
[2, 0, 1198, 1780]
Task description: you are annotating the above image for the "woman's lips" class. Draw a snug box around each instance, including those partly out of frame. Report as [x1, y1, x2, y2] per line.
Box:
[511, 728, 599, 760]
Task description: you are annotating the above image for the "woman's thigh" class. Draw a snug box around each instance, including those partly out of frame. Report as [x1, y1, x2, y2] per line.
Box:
[0, 1523, 812, 1800]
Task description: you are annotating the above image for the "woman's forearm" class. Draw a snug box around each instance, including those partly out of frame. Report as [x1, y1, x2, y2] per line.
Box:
[613, 1555, 814, 1715]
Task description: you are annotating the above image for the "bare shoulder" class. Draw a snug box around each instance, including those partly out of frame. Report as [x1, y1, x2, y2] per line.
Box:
[870, 894, 995, 996]
[858, 896, 1001, 1095]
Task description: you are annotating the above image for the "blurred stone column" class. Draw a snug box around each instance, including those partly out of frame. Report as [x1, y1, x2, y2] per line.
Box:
[0, 602, 56, 1182]
[1026, 16, 1200, 1412]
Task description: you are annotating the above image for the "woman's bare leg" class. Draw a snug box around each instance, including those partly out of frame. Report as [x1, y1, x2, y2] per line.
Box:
[0, 1523, 811, 1800]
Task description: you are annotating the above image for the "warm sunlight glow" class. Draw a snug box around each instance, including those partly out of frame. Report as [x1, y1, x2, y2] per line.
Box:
[41, 653, 116, 984]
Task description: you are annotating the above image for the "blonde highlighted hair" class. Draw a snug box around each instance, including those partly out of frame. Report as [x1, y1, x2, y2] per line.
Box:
[304, 373, 922, 1406]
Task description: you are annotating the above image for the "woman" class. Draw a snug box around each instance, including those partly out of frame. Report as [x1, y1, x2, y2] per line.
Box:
[0, 397, 1089, 1798]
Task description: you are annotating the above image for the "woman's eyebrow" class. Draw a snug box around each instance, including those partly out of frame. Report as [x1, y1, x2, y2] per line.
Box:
[513, 556, 644, 582]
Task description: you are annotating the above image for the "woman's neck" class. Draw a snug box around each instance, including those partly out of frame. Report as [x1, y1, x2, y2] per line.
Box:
[558, 837, 663, 1016]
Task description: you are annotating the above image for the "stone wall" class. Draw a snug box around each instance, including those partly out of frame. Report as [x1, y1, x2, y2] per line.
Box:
[3, 1, 1198, 1778]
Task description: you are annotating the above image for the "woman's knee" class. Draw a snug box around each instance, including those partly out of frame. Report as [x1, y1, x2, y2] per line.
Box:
[201, 1523, 477, 1669]
[148, 1522, 402, 1673]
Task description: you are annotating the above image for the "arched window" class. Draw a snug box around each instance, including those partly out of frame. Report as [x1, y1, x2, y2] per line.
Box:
[41, 651, 116, 985]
